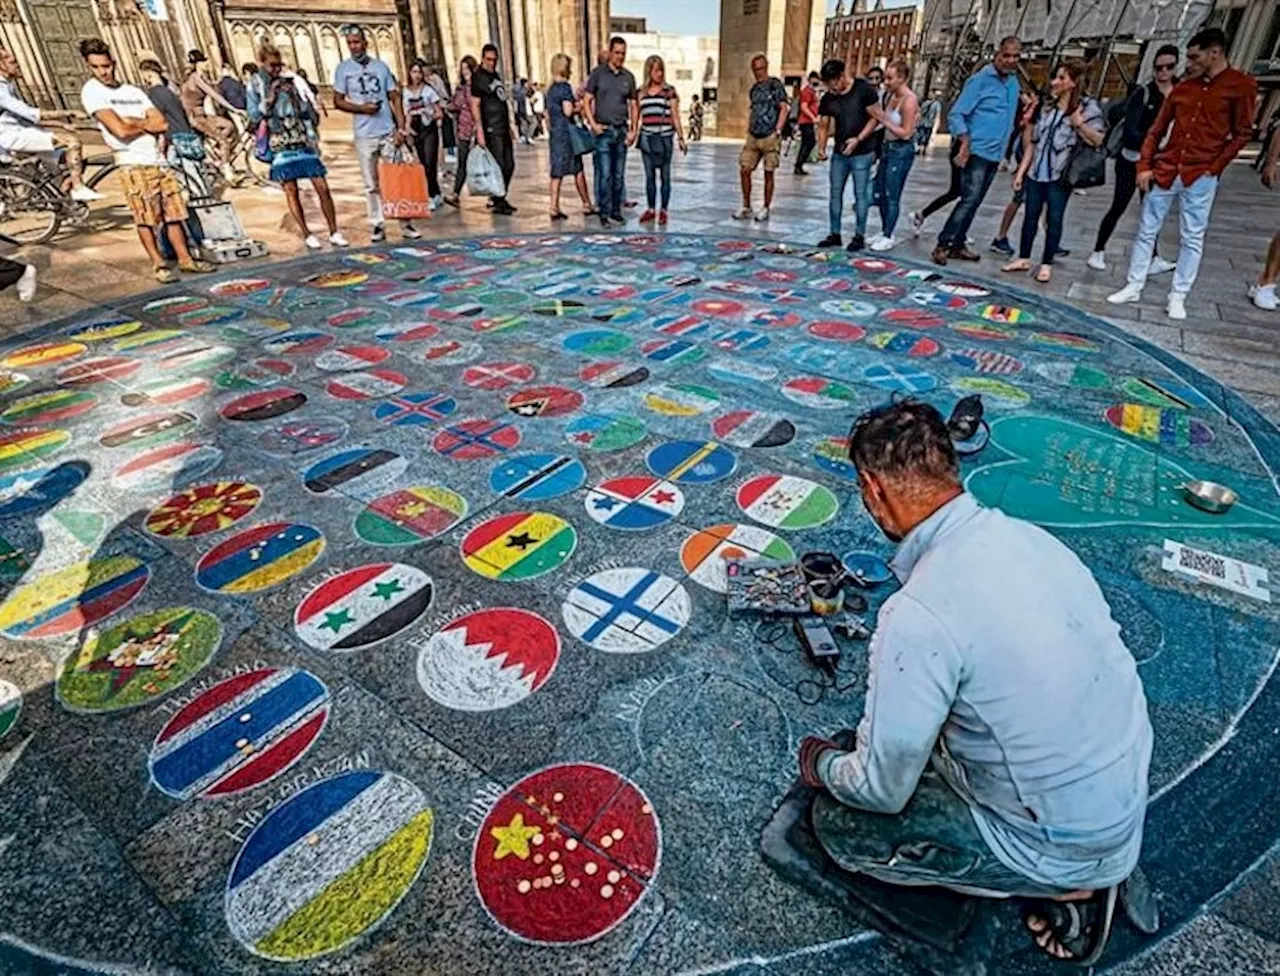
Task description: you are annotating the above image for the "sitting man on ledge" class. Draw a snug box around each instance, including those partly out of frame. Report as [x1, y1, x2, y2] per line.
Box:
[769, 400, 1154, 965]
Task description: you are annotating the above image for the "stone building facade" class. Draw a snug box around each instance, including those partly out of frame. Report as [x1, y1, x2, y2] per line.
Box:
[716, 0, 826, 137]
[617, 25, 719, 133]
[823, 0, 920, 79]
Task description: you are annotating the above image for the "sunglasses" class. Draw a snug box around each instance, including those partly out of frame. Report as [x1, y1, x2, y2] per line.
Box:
[1155, 62, 1176, 70]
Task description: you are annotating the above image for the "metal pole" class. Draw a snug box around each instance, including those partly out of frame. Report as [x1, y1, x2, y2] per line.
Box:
[1094, 0, 1134, 98]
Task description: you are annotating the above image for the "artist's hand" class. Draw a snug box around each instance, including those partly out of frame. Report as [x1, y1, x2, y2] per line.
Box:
[955, 137, 971, 169]
[1137, 169, 1153, 193]
[798, 735, 840, 789]
[1263, 161, 1277, 189]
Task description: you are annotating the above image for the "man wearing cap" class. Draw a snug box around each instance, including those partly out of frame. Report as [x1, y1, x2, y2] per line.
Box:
[333, 25, 418, 241]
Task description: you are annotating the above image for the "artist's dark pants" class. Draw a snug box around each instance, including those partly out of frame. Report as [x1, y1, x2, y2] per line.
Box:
[453, 139, 471, 196]
[1094, 156, 1156, 256]
[937, 155, 999, 249]
[920, 140, 964, 219]
[483, 126, 515, 203]
[1019, 178, 1072, 265]
[795, 123, 816, 170]
[411, 119, 441, 198]
[0, 257, 24, 291]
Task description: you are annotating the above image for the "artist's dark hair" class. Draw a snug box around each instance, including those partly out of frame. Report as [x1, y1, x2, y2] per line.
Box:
[1188, 27, 1226, 52]
[848, 399, 959, 486]
[79, 38, 111, 60]
[1155, 44, 1179, 63]
[482, 43, 498, 57]
[820, 59, 845, 83]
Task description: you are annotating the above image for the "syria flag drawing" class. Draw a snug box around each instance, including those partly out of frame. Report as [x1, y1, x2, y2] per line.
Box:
[149, 666, 330, 800]
[226, 770, 433, 961]
[473, 762, 660, 945]
[294, 563, 433, 651]
[416, 607, 560, 711]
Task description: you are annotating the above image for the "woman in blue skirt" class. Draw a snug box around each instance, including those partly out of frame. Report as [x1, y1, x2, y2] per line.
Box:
[248, 40, 347, 249]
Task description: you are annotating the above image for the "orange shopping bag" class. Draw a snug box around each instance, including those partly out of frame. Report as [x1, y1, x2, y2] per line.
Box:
[378, 147, 431, 220]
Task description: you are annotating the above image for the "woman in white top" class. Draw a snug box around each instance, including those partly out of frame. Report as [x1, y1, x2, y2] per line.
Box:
[866, 59, 919, 251]
[401, 59, 443, 209]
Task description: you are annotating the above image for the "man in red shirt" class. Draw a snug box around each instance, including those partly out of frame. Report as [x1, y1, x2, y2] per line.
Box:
[1108, 28, 1256, 321]
[794, 71, 820, 176]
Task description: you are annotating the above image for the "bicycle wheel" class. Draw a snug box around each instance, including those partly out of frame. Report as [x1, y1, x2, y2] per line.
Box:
[0, 171, 60, 244]
[241, 139, 271, 186]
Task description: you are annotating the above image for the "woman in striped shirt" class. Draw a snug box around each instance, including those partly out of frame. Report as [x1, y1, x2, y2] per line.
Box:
[637, 55, 686, 224]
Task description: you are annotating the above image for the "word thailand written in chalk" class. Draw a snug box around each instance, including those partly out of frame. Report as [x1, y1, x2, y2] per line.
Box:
[1161, 540, 1271, 603]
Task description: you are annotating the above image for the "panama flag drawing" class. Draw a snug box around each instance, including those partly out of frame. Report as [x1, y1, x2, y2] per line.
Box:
[585, 476, 684, 530]
[294, 563, 434, 652]
[225, 770, 433, 961]
[736, 474, 839, 529]
[416, 607, 560, 712]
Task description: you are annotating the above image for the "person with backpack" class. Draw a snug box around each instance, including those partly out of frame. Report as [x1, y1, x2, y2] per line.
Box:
[1087, 46, 1179, 273]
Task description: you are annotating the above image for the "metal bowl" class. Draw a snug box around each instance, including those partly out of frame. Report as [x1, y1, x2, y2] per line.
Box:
[1182, 480, 1238, 514]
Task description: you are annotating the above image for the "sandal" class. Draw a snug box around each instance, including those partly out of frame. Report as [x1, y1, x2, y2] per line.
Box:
[1024, 886, 1118, 966]
[583, 207, 598, 216]
[550, 211, 568, 221]
[1001, 258, 1030, 273]
[1035, 264, 1053, 283]
[153, 265, 177, 284]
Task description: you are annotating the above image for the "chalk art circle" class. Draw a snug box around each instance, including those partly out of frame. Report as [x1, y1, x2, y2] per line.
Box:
[214, 358, 295, 391]
[490, 454, 587, 502]
[707, 358, 777, 384]
[806, 320, 867, 343]
[226, 770, 433, 961]
[563, 329, 633, 355]
[472, 762, 660, 945]
[0, 554, 149, 640]
[978, 304, 1034, 325]
[0, 679, 20, 740]
[195, 523, 325, 595]
[373, 392, 457, 426]
[819, 299, 877, 319]
[303, 447, 407, 498]
[460, 511, 577, 581]
[294, 563, 434, 652]
[417, 607, 560, 712]
[736, 474, 838, 529]
[565, 414, 647, 452]
[2, 340, 87, 369]
[643, 383, 721, 417]
[145, 481, 263, 539]
[262, 330, 334, 356]
[434, 418, 522, 460]
[881, 307, 945, 329]
[649, 313, 711, 337]
[55, 356, 139, 386]
[314, 344, 391, 371]
[646, 440, 737, 485]
[255, 418, 348, 457]
[113, 328, 189, 354]
[862, 363, 937, 394]
[55, 606, 221, 713]
[585, 476, 684, 530]
[811, 436, 858, 482]
[355, 486, 468, 546]
[114, 441, 223, 492]
[462, 361, 535, 390]
[421, 338, 484, 364]
[563, 568, 691, 654]
[326, 307, 390, 331]
[0, 388, 97, 426]
[950, 376, 1031, 407]
[209, 277, 271, 298]
[219, 387, 307, 422]
[851, 257, 897, 273]
[66, 316, 142, 343]
[1028, 331, 1101, 353]
[780, 376, 859, 410]
[304, 268, 369, 288]
[326, 369, 406, 400]
[691, 297, 745, 317]
[640, 337, 707, 365]
[1034, 362, 1111, 390]
[506, 385, 585, 418]
[908, 290, 967, 309]
[579, 360, 650, 389]
[680, 524, 795, 593]
[710, 328, 770, 352]
[951, 320, 1016, 342]
[856, 282, 906, 299]
[949, 348, 1024, 375]
[149, 666, 329, 800]
[710, 410, 795, 448]
[866, 330, 941, 357]
[121, 376, 213, 408]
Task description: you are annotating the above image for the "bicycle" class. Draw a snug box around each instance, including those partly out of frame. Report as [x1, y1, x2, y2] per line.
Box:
[0, 150, 116, 245]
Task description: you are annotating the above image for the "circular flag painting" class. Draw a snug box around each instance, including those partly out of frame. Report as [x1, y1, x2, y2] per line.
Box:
[0, 555, 149, 640]
[326, 369, 406, 401]
[490, 454, 586, 502]
[736, 474, 839, 529]
[0, 679, 21, 741]
[255, 419, 347, 457]
[220, 387, 307, 422]
[314, 345, 390, 372]
[647, 440, 737, 485]
[56, 356, 139, 386]
[2, 340, 86, 369]
[374, 392, 457, 427]
[226, 770, 433, 961]
[55, 606, 221, 713]
[781, 376, 859, 410]
[434, 419, 522, 460]
[99, 411, 198, 450]
[506, 385, 584, 418]
[195, 523, 325, 595]
[642, 384, 720, 417]
[562, 568, 691, 654]
[461, 512, 577, 581]
[862, 363, 938, 394]
[0, 388, 96, 426]
[0, 427, 70, 473]
[294, 562, 434, 652]
[145, 481, 263, 539]
[462, 361, 535, 390]
[303, 447, 407, 497]
[680, 523, 795, 593]
[115, 441, 223, 493]
[149, 666, 329, 800]
[811, 436, 858, 482]
[585, 476, 684, 530]
[711, 410, 795, 449]
[416, 607, 560, 712]
[355, 486, 468, 546]
[121, 376, 213, 408]
[472, 762, 660, 945]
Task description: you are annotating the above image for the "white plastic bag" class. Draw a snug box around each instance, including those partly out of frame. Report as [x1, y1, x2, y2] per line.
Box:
[466, 145, 505, 198]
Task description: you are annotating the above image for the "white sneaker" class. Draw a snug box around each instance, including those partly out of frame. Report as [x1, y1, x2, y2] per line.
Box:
[1086, 251, 1107, 271]
[1149, 256, 1177, 276]
[329, 231, 349, 247]
[1107, 283, 1143, 305]
[402, 222, 422, 239]
[371, 224, 386, 243]
[965, 235, 976, 247]
[869, 235, 896, 252]
[733, 206, 753, 220]
[305, 234, 322, 250]
[1251, 283, 1278, 311]
[15, 264, 35, 303]
[909, 210, 925, 236]
[753, 206, 770, 222]
[1167, 293, 1187, 320]
[429, 195, 443, 211]
[69, 184, 104, 202]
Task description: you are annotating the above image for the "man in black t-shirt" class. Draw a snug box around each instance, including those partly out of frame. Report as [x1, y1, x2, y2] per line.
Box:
[470, 43, 517, 215]
[816, 59, 880, 252]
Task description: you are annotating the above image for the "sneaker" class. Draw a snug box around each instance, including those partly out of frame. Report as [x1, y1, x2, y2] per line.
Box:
[494, 201, 518, 215]
[1107, 283, 1143, 304]
[869, 235, 896, 252]
[1149, 256, 1177, 276]
[733, 206, 753, 220]
[949, 246, 980, 262]
[600, 215, 613, 228]
[817, 233, 842, 248]
[754, 206, 770, 222]
[304, 234, 322, 250]
[990, 237, 1014, 256]
[909, 211, 925, 236]
[965, 235, 976, 247]
[1250, 283, 1279, 310]
[1086, 250, 1107, 271]
[69, 184, 104, 202]
[15, 264, 35, 302]
[179, 260, 216, 274]
[845, 234, 866, 252]
[329, 231, 350, 247]
[371, 224, 387, 243]
[429, 195, 443, 211]
[1167, 293, 1187, 320]
[1055, 248, 1071, 258]
[658, 211, 668, 225]
[639, 209, 656, 223]
[402, 222, 422, 239]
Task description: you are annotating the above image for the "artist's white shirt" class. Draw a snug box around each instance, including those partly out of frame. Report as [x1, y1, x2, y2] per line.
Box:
[80, 77, 166, 167]
[818, 492, 1153, 890]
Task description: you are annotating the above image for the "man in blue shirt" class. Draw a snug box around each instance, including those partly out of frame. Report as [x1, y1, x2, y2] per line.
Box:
[931, 36, 1023, 265]
[333, 25, 416, 242]
[764, 399, 1155, 965]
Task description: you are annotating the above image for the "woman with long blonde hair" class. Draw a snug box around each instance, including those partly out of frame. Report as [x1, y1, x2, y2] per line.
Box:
[546, 52, 593, 219]
[636, 54, 685, 224]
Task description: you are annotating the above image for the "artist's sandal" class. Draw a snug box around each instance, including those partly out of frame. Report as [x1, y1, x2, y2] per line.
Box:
[1025, 886, 1118, 967]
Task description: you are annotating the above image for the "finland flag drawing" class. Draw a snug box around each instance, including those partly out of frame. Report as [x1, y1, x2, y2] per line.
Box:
[225, 770, 433, 961]
[294, 563, 434, 652]
[562, 568, 691, 654]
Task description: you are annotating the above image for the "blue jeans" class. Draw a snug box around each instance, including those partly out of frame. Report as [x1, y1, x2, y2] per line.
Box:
[639, 132, 673, 210]
[828, 151, 875, 236]
[1125, 174, 1219, 296]
[593, 126, 628, 219]
[937, 154, 1000, 249]
[874, 139, 915, 237]
[1018, 178, 1072, 264]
